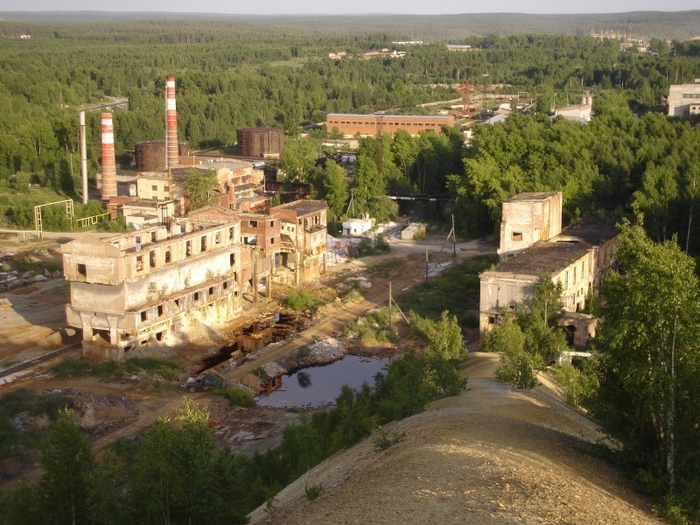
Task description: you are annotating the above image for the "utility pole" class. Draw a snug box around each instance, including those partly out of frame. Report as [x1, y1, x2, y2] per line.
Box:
[389, 281, 392, 332]
[425, 248, 429, 281]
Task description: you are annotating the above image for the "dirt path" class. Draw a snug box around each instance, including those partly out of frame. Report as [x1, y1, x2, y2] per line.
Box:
[248, 353, 660, 525]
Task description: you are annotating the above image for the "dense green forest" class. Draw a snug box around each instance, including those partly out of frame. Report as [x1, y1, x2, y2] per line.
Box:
[2, 17, 700, 237]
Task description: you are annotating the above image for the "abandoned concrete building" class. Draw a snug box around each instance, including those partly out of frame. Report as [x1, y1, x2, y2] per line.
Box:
[272, 200, 328, 285]
[63, 207, 244, 361]
[62, 202, 328, 361]
[480, 191, 617, 346]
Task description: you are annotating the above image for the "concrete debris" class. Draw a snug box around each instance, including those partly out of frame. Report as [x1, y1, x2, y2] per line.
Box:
[297, 337, 347, 366]
[263, 361, 287, 378]
[0, 267, 64, 291]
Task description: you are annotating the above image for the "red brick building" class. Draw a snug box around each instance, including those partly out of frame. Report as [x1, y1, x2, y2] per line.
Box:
[326, 113, 455, 137]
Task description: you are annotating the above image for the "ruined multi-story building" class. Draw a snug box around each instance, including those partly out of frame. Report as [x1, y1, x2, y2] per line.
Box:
[480, 192, 617, 346]
[62, 206, 244, 361]
[62, 201, 328, 361]
[272, 200, 328, 285]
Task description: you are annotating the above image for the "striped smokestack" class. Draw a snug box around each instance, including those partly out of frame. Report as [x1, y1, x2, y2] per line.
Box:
[165, 75, 179, 169]
[100, 112, 117, 201]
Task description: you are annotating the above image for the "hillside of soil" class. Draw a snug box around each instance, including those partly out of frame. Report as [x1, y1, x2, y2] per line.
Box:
[249, 353, 661, 525]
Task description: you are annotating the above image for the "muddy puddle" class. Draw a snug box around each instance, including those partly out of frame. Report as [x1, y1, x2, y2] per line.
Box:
[256, 355, 391, 409]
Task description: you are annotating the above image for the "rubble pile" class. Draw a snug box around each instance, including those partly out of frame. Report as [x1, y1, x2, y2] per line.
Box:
[58, 389, 140, 437]
[0, 268, 63, 291]
[295, 337, 347, 366]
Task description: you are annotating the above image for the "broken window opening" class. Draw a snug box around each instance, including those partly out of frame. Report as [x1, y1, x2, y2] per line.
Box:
[229, 227, 234, 240]
[155, 331, 164, 341]
[140, 311, 147, 322]
[157, 305, 164, 317]
[250, 220, 258, 228]
[511, 232, 523, 241]
[208, 286, 214, 296]
[201, 235, 207, 252]
[165, 249, 172, 264]
[77, 263, 87, 277]
[194, 292, 200, 302]
[230, 253, 235, 267]
[174, 298, 181, 309]
[151, 232, 157, 243]
[185, 240, 192, 257]
[136, 256, 144, 272]
[149, 250, 156, 268]
[223, 281, 228, 290]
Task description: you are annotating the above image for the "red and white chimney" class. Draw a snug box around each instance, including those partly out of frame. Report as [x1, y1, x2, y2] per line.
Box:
[100, 112, 117, 201]
[165, 75, 179, 169]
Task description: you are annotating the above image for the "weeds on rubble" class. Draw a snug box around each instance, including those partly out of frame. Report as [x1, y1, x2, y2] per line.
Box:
[354, 236, 390, 257]
[343, 308, 395, 344]
[395, 255, 497, 331]
[0, 388, 74, 458]
[373, 430, 407, 452]
[213, 387, 254, 407]
[365, 259, 402, 279]
[304, 482, 324, 501]
[51, 357, 179, 381]
[252, 366, 269, 380]
[2, 256, 61, 275]
[284, 290, 322, 312]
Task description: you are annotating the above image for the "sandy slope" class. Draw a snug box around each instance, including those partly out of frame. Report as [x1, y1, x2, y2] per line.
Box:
[249, 353, 661, 525]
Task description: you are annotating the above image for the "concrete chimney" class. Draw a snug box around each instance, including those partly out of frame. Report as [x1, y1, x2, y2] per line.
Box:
[100, 112, 118, 201]
[79, 111, 88, 204]
[165, 75, 179, 169]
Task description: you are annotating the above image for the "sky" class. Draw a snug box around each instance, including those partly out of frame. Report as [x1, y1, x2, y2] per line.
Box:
[0, 0, 697, 15]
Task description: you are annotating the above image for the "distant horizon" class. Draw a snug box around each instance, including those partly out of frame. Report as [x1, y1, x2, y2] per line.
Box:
[0, 0, 698, 16]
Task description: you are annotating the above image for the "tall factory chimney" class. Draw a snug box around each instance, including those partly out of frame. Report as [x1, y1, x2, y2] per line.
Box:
[165, 75, 179, 169]
[79, 111, 88, 204]
[100, 112, 118, 201]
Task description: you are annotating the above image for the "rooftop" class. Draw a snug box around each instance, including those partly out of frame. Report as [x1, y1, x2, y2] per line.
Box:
[490, 216, 617, 276]
[326, 113, 453, 121]
[503, 191, 560, 203]
[273, 199, 327, 216]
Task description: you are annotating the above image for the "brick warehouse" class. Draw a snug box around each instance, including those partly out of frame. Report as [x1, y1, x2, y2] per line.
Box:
[326, 113, 455, 137]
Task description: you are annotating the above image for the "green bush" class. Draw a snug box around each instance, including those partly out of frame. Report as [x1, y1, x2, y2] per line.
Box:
[304, 483, 324, 501]
[365, 259, 402, 279]
[214, 387, 254, 407]
[284, 290, 321, 312]
[51, 357, 179, 380]
[0, 389, 74, 459]
[554, 363, 596, 407]
[373, 430, 406, 452]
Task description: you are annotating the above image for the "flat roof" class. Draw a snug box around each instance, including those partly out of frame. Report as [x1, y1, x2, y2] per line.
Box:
[273, 199, 327, 216]
[490, 217, 617, 276]
[326, 113, 453, 121]
[503, 191, 560, 203]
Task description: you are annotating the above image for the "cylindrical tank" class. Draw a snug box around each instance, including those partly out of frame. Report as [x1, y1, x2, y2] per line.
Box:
[135, 140, 189, 172]
[237, 127, 284, 157]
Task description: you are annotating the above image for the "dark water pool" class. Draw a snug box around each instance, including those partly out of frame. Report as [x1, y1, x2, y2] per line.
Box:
[256, 355, 391, 408]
